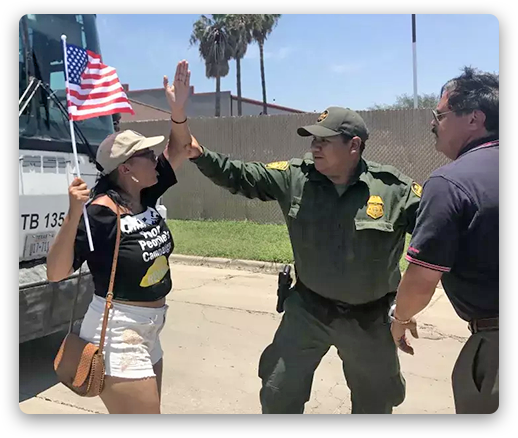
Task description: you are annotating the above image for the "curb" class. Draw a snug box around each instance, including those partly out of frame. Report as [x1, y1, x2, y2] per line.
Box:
[169, 254, 289, 275]
[169, 254, 444, 290]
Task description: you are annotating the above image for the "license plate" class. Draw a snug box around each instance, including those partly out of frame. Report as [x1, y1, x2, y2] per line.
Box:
[23, 231, 56, 259]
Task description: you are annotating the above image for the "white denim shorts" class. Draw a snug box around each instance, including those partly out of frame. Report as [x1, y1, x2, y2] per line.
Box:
[79, 295, 168, 379]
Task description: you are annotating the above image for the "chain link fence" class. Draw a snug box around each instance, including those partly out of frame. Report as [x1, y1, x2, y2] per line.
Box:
[121, 109, 450, 224]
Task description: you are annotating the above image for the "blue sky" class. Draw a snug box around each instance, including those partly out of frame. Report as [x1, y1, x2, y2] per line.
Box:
[96, 14, 499, 112]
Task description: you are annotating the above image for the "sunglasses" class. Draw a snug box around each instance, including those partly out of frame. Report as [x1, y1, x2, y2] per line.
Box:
[131, 149, 157, 162]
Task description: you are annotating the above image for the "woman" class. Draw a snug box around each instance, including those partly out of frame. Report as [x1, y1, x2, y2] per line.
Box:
[47, 61, 193, 414]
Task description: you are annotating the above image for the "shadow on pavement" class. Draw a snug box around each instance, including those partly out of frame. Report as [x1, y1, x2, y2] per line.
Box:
[19, 331, 66, 402]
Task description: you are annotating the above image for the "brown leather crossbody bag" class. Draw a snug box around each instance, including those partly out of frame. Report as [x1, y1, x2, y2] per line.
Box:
[53, 206, 121, 397]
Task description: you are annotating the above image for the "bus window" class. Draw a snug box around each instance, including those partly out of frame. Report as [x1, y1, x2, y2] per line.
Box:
[19, 14, 113, 147]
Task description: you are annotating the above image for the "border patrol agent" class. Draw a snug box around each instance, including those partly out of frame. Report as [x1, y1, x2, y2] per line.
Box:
[185, 107, 421, 414]
[390, 67, 499, 414]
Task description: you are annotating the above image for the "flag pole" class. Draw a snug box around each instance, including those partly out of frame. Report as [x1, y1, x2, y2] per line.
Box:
[412, 14, 418, 109]
[61, 34, 94, 252]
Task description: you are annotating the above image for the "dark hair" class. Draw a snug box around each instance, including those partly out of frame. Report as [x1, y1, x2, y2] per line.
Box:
[440, 66, 499, 134]
[341, 134, 366, 154]
[112, 113, 121, 132]
[90, 170, 131, 209]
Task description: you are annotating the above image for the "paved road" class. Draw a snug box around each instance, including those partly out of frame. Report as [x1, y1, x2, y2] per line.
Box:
[19, 263, 469, 414]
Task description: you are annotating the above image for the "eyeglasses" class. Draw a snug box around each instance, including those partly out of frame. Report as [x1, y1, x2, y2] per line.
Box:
[431, 109, 457, 124]
[431, 108, 474, 124]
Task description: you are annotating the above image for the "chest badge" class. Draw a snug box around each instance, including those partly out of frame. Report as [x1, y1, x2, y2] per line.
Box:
[366, 195, 384, 219]
[411, 182, 423, 198]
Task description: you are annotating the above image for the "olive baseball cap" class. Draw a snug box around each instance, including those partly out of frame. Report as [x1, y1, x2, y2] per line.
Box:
[96, 130, 165, 175]
[297, 106, 369, 141]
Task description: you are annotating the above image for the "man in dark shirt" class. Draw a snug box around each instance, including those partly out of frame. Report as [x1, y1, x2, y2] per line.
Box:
[390, 67, 499, 414]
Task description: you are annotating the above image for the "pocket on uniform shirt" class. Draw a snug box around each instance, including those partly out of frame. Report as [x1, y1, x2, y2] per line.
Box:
[353, 218, 397, 263]
[287, 196, 326, 248]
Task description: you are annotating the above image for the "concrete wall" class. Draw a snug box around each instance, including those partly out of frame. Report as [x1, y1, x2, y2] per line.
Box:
[127, 89, 300, 118]
[125, 89, 168, 112]
[188, 92, 233, 117]
[230, 98, 301, 116]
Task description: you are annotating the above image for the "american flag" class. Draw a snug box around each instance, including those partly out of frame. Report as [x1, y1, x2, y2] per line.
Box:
[65, 43, 134, 121]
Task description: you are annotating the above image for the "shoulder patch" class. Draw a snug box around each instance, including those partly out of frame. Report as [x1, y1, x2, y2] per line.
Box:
[411, 182, 423, 198]
[289, 158, 304, 167]
[265, 161, 289, 171]
[366, 160, 413, 186]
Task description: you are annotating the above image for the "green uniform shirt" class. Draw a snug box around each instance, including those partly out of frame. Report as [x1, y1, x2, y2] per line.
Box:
[192, 148, 421, 305]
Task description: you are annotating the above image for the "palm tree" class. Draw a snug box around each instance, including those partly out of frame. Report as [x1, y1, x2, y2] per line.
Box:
[190, 15, 234, 117]
[225, 14, 254, 116]
[250, 14, 281, 115]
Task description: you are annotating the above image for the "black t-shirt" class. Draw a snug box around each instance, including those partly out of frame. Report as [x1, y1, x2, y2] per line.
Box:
[73, 153, 177, 302]
[406, 137, 499, 321]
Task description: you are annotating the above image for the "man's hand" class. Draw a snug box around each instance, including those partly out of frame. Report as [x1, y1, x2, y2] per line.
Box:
[185, 135, 203, 159]
[164, 60, 190, 114]
[163, 134, 202, 169]
[391, 317, 419, 355]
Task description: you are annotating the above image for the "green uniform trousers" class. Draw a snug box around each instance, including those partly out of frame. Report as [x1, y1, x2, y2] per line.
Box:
[258, 289, 406, 414]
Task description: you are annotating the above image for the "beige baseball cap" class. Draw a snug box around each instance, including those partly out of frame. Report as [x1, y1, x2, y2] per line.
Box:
[96, 130, 165, 175]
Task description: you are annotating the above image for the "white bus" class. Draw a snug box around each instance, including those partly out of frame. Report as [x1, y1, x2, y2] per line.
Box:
[19, 14, 113, 343]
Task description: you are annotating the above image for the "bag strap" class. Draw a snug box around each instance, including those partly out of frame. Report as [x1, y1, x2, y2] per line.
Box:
[67, 265, 82, 334]
[97, 205, 122, 355]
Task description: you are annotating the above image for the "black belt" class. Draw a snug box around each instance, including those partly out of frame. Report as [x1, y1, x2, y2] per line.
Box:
[468, 317, 499, 334]
[294, 279, 395, 325]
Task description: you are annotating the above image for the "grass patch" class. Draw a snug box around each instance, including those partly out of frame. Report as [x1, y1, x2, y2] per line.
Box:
[168, 219, 411, 271]
[167, 219, 293, 264]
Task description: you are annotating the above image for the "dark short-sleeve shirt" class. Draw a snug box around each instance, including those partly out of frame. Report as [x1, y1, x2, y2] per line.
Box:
[73, 153, 177, 302]
[406, 137, 499, 321]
